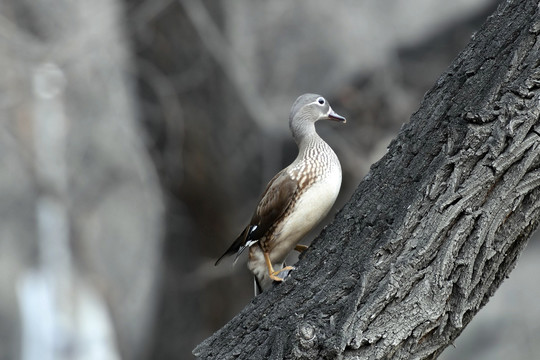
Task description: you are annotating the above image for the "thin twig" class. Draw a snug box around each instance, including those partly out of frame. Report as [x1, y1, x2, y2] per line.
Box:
[179, 0, 279, 133]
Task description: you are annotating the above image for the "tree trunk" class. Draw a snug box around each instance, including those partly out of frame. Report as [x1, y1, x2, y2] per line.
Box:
[193, 0, 540, 359]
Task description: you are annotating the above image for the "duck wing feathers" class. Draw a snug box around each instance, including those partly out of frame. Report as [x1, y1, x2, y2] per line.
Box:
[215, 169, 298, 264]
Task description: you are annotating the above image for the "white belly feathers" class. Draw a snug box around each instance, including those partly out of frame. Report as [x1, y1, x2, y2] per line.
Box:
[269, 169, 341, 263]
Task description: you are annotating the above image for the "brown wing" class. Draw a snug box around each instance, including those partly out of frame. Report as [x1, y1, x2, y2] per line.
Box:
[215, 169, 298, 265]
[249, 169, 298, 240]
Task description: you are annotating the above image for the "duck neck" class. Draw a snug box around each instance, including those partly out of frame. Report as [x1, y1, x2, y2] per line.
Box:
[291, 119, 324, 157]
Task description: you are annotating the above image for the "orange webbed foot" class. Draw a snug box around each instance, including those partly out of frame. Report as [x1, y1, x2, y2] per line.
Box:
[269, 266, 295, 282]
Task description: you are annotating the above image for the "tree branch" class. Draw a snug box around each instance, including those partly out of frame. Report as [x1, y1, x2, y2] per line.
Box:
[194, 0, 540, 358]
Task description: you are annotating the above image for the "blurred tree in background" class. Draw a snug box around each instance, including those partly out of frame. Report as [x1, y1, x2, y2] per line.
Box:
[1, 0, 539, 359]
[0, 1, 162, 359]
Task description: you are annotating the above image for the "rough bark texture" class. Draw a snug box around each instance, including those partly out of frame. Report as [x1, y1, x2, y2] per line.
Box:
[194, 1, 540, 359]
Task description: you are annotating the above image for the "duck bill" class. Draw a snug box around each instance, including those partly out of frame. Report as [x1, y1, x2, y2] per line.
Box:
[327, 108, 346, 123]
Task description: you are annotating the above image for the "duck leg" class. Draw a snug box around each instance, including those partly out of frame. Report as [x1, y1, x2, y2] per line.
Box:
[263, 251, 294, 282]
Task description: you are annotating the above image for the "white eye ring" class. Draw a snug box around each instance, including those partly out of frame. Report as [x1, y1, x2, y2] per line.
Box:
[317, 97, 325, 105]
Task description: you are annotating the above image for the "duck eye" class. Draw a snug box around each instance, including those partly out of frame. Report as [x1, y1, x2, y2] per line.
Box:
[317, 98, 325, 105]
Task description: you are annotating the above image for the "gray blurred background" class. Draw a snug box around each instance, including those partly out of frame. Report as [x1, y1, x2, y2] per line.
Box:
[1, 0, 538, 359]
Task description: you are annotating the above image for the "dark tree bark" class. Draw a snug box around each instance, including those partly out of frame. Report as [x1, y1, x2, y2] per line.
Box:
[194, 0, 540, 359]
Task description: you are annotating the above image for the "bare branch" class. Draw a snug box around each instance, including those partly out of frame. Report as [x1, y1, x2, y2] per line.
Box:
[179, 0, 279, 134]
